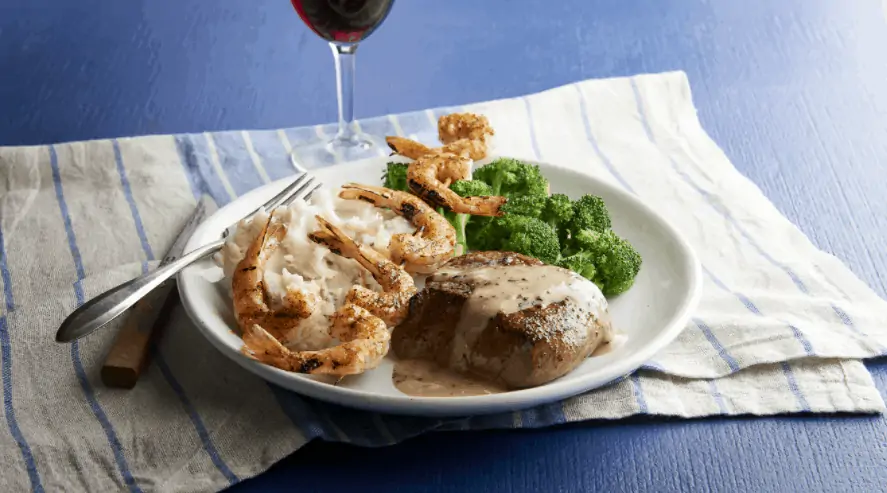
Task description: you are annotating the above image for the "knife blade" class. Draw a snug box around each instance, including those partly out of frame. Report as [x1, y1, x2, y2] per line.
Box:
[100, 196, 215, 389]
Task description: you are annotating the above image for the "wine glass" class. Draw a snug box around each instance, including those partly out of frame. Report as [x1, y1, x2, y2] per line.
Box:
[290, 0, 395, 162]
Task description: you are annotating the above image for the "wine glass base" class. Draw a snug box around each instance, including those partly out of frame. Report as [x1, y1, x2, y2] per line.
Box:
[288, 135, 381, 170]
[327, 135, 373, 151]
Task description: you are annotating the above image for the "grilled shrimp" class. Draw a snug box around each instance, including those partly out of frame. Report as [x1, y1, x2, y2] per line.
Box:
[232, 212, 313, 341]
[385, 136, 434, 160]
[338, 183, 456, 274]
[386, 136, 488, 161]
[437, 112, 493, 160]
[440, 138, 488, 160]
[241, 216, 416, 376]
[308, 216, 416, 326]
[438, 112, 494, 144]
[407, 153, 506, 217]
[241, 304, 389, 376]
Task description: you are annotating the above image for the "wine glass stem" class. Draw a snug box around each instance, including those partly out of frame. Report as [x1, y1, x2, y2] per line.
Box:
[330, 43, 358, 142]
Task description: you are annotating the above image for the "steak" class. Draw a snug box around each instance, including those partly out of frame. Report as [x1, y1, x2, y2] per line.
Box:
[392, 251, 612, 389]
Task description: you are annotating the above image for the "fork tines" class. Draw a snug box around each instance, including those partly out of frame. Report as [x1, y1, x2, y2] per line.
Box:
[250, 172, 323, 218]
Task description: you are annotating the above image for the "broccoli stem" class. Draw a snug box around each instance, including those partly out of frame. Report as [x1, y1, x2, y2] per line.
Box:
[455, 214, 469, 253]
[490, 173, 503, 196]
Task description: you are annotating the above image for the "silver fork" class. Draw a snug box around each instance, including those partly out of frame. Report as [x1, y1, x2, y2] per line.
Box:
[55, 171, 322, 343]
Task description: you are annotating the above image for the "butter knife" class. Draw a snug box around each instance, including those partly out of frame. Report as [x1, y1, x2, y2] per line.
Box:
[55, 197, 214, 349]
[97, 197, 215, 388]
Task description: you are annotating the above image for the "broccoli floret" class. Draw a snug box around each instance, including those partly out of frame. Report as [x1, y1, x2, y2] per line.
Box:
[471, 158, 548, 240]
[445, 180, 494, 253]
[569, 229, 642, 296]
[541, 193, 574, 243]
[473, 215, 560, 264]
[557, 251, 597, 280]
[567, 194, 611, 235]
[382, 162, 409, 192]
[500, 194, 546, 218]
[449, 179, 493, 198]
[542, 194, 574, 226]
[472, 158, 549, 199]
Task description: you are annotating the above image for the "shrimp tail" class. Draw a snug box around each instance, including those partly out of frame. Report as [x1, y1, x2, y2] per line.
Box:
[338, 184, 422, 221]
[456, 195, 508, 216]
[241, 305, 391, 375]
[307, 215, 353, 258]
[339, 183, 395, 202]
[241, 324, 318, 373]
[386, 136, 433, 160]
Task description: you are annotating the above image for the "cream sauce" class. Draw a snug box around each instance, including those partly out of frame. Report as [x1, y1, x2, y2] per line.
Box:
[591, 341, 614, 356]
[430, 264, 607, 371]
[393, 358, 506, 397]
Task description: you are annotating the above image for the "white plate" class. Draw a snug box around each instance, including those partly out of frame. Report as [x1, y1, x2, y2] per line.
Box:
[177, 156, 702, 417]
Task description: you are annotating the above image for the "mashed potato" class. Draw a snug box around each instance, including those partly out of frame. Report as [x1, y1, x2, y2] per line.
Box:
[216, 188, 414, 350]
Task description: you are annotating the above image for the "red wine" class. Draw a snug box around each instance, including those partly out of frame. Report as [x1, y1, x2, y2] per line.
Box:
[291, 0, 395, 43]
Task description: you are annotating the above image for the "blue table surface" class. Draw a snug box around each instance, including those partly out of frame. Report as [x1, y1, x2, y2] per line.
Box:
[4, 0, 887, 490]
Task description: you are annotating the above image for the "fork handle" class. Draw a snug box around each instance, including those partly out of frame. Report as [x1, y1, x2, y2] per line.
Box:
[55, 239, 225, 343]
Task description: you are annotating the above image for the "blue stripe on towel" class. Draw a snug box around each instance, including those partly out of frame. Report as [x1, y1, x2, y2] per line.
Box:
[574, 85, 637, 193]
[577, 84, 819, 365]
[630, 373, 649, 413]
[244, 130, 299, 181]
[537, 402, 569, 426]
[50, 147, 85, 283]
[267, 386, 327, 442]
[702, 267, 762, 316]
[306, 401, 391, 445]
[0, 225, 14, 312]
[787, 325, 815, 356]
[173, 136, 205, 200]
[780, 363, 810, 411]
[303, 401, 354, 443]
[174, 135, 231, 206]
[521, 98, 543, 160]
[113, 140, 155, 261]
[115, 145, 238, 486]
[0, 220, 42, 492]
[153, 352, 239, 485]
[702, 267, 815, 356]
[1, 317, 44, 493]
[208, 132, 266, 196]
[708, 380, 729, 414]
[519, 406, 541, 428]
[628, 78, 861, 337]
[694, 318, 740, 373]
[70, 343, 141, 493]
[50, 145, 142, 493]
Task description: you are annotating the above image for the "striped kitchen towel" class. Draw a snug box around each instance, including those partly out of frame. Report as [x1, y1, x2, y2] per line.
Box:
[0, 70, 886, 492]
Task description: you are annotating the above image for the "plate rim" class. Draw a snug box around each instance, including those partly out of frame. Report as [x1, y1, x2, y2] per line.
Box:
[177, 157, 703, 417]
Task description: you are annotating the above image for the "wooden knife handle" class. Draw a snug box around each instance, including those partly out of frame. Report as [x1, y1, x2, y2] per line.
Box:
[100, 279, 179, 389]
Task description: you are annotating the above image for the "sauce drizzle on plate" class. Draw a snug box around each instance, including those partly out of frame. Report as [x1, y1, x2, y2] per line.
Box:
[392, 358, 506, 397]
